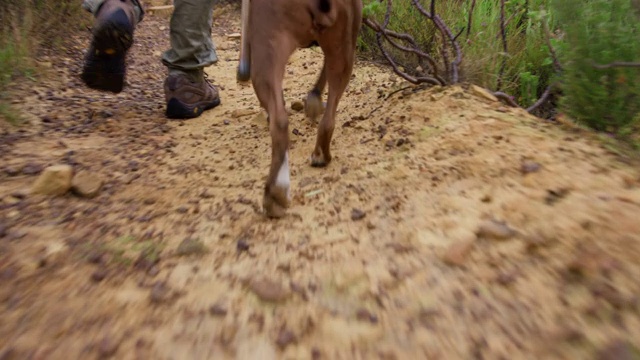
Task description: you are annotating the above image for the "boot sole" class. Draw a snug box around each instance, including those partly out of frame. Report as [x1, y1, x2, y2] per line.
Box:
[165, 98, 222, 119]
[81, 9, 134, 93]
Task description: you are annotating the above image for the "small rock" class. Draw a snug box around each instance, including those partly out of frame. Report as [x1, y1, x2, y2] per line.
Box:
[231, 109, 255, 118]
[470, 84, 498, 102]
[209, 303, 228, 316]
[4, 166, 20, 176]
[0, 223, 7, 238]
[291, 101, 304, 112]
[98, 335, 121, 358]
[91, 268, 108, 282]
[442, 241, 474, 266]
[351, 208, 366, 221]
[237, 238, 250, 252]
[521, 160, 541, 174]
[249, 278, 290, 302]
[276, 329, 297, 349]
[175, 206, 189, 214]
[223, 119, 230, 125]
[22, 162, 43, 175]
[71, 171, 103, 198]
[150, 282, 171, 303]
[356, 308, 378, 323]
[176, 238, 208, 256]
[227, 32, 241, 39]
[476, 219, 517, 240]
[31, 165, 73, 196]
[596, 340, 640, 360]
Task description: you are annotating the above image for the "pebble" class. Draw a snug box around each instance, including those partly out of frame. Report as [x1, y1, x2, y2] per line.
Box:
[176, 238, 208, 256]
[521, 160, 542, 174]
[71, 171, 103, 198]
[476, 219, 517, 240]
[442, 240, 474, 266]
[249, 278, 290, 302]
[351, 208, 366, 221]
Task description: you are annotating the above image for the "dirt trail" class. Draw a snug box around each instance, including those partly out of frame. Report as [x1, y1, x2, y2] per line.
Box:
[2, 6, 640, 359]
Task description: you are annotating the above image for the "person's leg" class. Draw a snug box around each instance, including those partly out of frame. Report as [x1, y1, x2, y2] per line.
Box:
[162, 0, 221, 119]
[80, 0, 144, 93]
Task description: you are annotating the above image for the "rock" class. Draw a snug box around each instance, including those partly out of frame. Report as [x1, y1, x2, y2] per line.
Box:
[249, 277, 290, 302]
[291, 101, 304, 112]
[596, 340, 640, 360]
[175, 238, 208, 256]
[31, 165, 73, 196]
[237, 238, 250, 252]
[91, 269, 108, 282]
[71, 171, 103, 198]
[351, 208, 366, 221]
[231, 109, 256, 118]
[476, 219, 517, 240]
[471, 84, 498, 102]
[442, 240, 474, 266]
[98, 335, 121, 358]
[276, 329, 297, 349]
[22, 162, 43, 175]
[0, 223, 7, 238]
[149, 282, 171, 304]
[209, 303, 228, 316]
[521, 160, 542, 174]
[223, 119, 230, 125]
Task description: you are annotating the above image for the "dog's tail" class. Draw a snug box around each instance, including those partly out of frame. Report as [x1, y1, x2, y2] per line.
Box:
[237, 0, 251, 83]
[311, 0, 338, 28]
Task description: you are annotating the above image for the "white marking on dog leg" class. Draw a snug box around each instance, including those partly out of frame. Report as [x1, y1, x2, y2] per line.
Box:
[275, 151, 291, 200]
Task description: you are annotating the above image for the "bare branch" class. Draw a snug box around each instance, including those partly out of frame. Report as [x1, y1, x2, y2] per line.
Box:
[526, 85, 554, 113]
[497, 0, 508, 91]
[591, 61, 640, 69]
[467, 0, 476, 39]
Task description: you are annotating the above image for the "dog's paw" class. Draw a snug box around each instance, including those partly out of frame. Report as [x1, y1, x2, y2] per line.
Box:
[263, 185, 290, 218]
[305, 93, 325, 122]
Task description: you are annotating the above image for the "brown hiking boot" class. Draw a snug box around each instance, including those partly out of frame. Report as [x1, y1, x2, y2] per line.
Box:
[81, 0, 143, 93]
[164, 73, 221, 119]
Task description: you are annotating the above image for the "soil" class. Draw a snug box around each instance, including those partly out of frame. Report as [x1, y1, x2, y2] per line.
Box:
[2, 4, 640, 360]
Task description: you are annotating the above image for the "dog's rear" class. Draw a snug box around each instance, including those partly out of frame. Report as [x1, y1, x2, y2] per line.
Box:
[236, 0, 362, 218]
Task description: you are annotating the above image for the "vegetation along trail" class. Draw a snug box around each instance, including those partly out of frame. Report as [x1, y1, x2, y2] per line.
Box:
[1, 5, 640, 360]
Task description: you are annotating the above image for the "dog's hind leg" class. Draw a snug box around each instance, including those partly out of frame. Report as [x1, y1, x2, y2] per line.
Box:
[310, 43, 355, 167]
[305, 62, 327, 122]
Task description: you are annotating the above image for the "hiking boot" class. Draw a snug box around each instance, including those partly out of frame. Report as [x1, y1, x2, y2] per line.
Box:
[164, 73, 221, 119]
[81, 0, 142, 93]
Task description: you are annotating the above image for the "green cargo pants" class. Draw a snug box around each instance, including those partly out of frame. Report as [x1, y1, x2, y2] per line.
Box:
[82, 0, 218, 81]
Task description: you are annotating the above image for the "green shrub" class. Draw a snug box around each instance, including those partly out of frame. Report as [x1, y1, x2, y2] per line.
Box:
[552, 0, 640, 134]
[359, 0, 558, 109]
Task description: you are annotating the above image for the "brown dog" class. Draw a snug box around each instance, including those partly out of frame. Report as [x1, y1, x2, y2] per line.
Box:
[237, 0, 363, 218]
